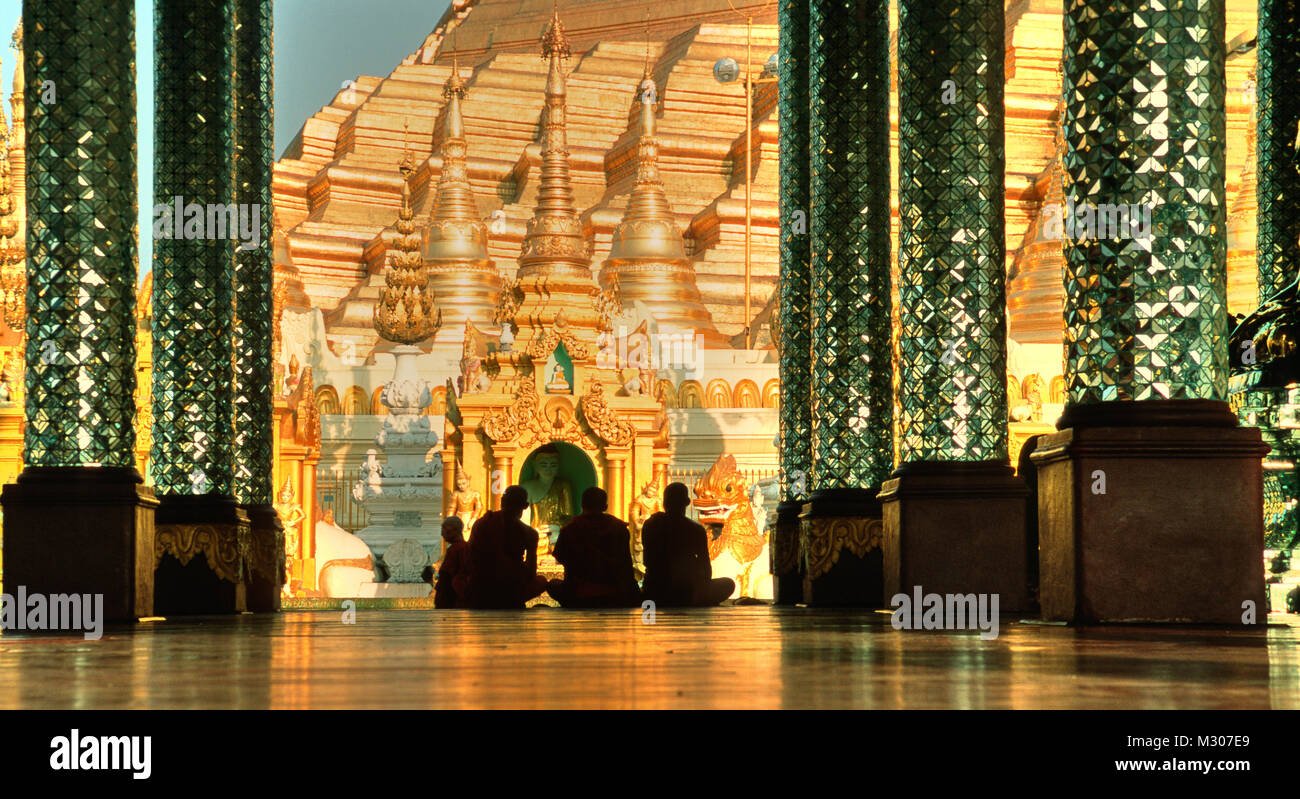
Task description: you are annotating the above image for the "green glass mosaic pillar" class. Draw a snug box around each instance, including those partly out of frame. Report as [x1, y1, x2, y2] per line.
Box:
[151, 0, 249, 613]
[879, 0, 1031, 611]
[802, 0, 891, 607]
[1029, 0, 1268, 623]
[773, 0, 810, 605]
[1256, 0, 1300, 299]
[1061, 0, 1228, 407]
[1, 0, 158, 622]
[895, 0, 1008, 464]
[1248, 0, 1300, 562]
[233, 0, 282, 610]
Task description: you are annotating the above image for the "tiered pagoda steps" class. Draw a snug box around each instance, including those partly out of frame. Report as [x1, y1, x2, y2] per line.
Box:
[274, 0, 1266, 357]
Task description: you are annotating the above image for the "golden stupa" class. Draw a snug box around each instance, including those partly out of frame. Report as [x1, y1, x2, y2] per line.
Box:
[600, 56, 720, 341]
[421, 58, 500, 330]
[439, 5, 672, 546]
[512, 7, 601, 341]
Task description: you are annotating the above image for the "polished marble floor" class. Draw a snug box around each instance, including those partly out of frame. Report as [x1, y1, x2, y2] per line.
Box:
[0, 607, 1297, 709]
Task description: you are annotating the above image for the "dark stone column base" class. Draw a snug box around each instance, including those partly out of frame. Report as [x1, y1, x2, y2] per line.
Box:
[879, 461, 1031, 612]
[241, 503, 284, 613]
[1, 467, 158, 623]
[154, 495, 250, 615]
[1031, 400, 1269, 624]
[771, 501, 804, 605]
[799, 488, 884, 607]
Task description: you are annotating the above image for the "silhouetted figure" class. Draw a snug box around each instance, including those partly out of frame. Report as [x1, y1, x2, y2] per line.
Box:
[433, 517, 469, 609]
[548, 487, 640, 608]
[641, 482, 734, 607]
[464, 485, 548, 609]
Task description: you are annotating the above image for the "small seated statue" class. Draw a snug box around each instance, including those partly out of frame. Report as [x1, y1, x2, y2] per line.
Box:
[545, 361, 571, 394]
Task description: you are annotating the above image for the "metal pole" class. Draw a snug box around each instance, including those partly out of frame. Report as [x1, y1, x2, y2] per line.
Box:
[744, 15, 753, 347]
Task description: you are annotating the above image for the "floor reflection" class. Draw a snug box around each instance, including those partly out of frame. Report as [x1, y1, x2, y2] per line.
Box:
[0, 608, 1294, 709]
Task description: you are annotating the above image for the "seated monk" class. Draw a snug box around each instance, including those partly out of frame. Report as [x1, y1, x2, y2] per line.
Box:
[641, 482, 734, 607]
[548, 487, 641, 608]
[463, 485, 549, 609]
[433, 517, 470, 609]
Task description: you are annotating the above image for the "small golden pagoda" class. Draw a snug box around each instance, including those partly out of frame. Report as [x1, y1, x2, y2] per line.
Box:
[378, 148, 440, 345]
[421, 59, 501, 330]
[600, 59, 720, 341]
[512, 5, 601, 340]
[441, 5, 671, 562]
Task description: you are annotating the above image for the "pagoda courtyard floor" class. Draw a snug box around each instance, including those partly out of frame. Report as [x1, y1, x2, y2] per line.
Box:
[0, 607, 1297, 709]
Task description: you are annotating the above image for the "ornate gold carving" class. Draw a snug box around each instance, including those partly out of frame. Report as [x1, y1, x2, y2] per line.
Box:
[482, 378, 590, 449]
[250, 522, 285, 583]
[271, 278, 287, 361]
[540, 396, 587, 448]
[494, 277, 522, 327]
[291, 366, 322, 448]
[770, 520, 800, 578]
[524, 316, 592, 360]
[592, 284, 621, 330]
[375, 145, 442, 345]
[577, 379, 635, 446]
[541, 3, 571, 60]
[483, 379, 540, 443]
[799, 516, 881, 581]
[155, 522, 250, 584]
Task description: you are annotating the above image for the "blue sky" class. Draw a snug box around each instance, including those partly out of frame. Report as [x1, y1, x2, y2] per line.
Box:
[0, 0, 450, 280]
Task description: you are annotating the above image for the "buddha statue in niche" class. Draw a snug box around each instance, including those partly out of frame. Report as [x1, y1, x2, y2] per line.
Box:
[521, 443, 573, 554]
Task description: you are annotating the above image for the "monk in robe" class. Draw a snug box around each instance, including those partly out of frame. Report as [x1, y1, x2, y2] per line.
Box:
[548, 487, 641, 608]
[433, 517, 470, 609]
[463, 485, 548, 609]
[641, 482, 735, 607]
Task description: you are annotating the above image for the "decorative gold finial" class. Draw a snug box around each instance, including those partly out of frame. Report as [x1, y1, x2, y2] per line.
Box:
[374, 129, 442, 345]
[541, 1, 570, 61]
[642, 7, 652, 79]
[398, 121, 415, 176]
[445, 56, 467, 101]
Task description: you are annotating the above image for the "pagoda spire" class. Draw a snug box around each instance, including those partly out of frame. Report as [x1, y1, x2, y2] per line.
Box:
[518, 2, 589, 280]
[601, 64, 718, 339]
[421, 57, 500, 330]
[512, 2, 599, 342]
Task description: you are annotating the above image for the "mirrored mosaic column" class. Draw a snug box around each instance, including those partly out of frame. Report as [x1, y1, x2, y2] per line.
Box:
[879, 0, 1030, 610]
[802, 0, 891, 606]
[1, 0, 158, 622]
[233, 0, 281, 610]
[1256, 0, 1300, 299]
[895, 0, 1008, 465]
[1030, 0, 1267, 623]
[1236, 0, 1300, 578]
[1060, 0, 1228, 407]
[773, 0, 810, 604]
[151, 0, 249, 613]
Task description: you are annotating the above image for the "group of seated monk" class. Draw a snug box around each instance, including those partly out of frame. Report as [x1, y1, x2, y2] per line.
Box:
[433, 482, 735, 610]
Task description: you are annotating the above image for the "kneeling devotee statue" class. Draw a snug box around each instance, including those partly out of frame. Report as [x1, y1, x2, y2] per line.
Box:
[522, 443, 574, 555]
